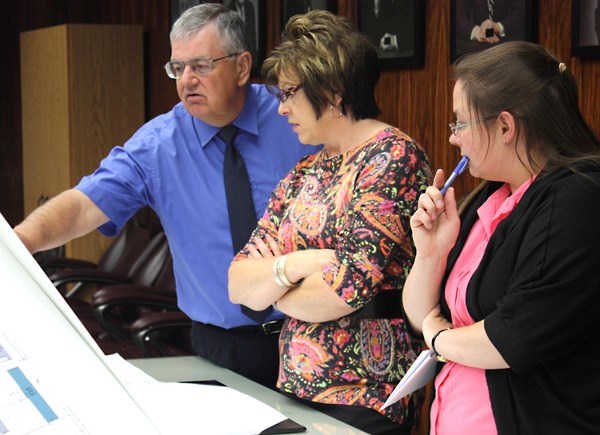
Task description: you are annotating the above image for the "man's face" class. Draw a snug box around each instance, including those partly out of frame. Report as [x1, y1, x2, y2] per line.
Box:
[170, 24, 248, 126]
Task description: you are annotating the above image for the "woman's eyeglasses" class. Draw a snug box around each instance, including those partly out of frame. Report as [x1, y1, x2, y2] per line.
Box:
[448, 116, 495, 135]
[266, 84, 303, 103]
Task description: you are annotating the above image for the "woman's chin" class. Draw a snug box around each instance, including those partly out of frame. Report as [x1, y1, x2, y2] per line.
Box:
[297, 134, 317, 146]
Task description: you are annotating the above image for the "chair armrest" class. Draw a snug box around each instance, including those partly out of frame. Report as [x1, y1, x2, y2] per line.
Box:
[92, 284, 178, 308]
[43, 257, 97, 270]
[91, 284, 179, 341]
[129, 311, 192, 357]
[50, 269, 131, 297]
[130, 310, 191, 331]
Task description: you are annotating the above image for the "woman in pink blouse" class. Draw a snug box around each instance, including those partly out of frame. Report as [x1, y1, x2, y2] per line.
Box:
[228, 10, 432, 434]
[404, 41, 600, 434]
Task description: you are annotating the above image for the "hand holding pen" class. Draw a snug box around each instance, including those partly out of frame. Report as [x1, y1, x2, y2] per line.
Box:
[410, 156, 468, 251]
[412, 155, 469, 229]
[440, 156, 469, 194]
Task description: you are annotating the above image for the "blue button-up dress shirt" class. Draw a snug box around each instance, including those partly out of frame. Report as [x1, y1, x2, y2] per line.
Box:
[76, 84, 316, 327]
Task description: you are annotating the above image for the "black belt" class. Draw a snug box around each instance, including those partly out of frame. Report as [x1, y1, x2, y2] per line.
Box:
[231, 319, 284, 335]
[347, 290, 404, 319]
[193, 319, 284, 335]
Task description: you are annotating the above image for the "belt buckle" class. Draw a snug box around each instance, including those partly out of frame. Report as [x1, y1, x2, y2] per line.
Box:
[260, 320, 282, 335]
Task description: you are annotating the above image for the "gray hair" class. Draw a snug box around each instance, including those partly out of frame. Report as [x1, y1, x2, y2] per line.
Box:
[170, 3, 248, 53]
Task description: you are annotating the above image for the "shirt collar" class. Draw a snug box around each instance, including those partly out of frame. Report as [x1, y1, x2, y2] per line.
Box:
[191, 85, 260, 148]
[477, 175, 536, 237]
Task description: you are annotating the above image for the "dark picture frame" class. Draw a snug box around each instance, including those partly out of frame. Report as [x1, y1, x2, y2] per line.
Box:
[169, 0, 266, 76]
[170, 0, 210, 26]
[357, 0, 425, 68]
[223, 0, 266, 75]
[281, 1, 337, 30]
[450, 0, 536, 62]
[571, 0, 600, 58]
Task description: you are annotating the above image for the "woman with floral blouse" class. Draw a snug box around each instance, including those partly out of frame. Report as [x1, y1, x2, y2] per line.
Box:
[228, 10, 432, 434]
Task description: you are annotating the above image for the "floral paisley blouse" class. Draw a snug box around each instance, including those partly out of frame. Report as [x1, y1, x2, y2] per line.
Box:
[237, 127, 431, 426]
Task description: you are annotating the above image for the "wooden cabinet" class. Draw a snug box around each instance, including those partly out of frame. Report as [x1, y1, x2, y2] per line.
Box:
[20, 24, 144, 262]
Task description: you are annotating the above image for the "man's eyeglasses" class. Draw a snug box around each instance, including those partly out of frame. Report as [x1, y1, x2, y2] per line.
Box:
[266, 84, 303, 103]
[448, 117, 494, 135]
[164, 53, 241, 79]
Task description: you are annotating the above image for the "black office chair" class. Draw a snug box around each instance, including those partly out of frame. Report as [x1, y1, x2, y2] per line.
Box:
[48, 219, 160, 298]
[89, 234, 178, 341]
[89, 246, 193, 357]
[56, 231, 169, 340]
[129, 310, 193, 357]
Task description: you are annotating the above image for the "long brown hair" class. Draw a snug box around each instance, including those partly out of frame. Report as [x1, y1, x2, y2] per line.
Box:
[454, 41, 600, 213]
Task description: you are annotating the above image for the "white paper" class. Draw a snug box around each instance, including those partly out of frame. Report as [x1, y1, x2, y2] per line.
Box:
[382, 349, 437, 410]
[0, 213, 291, 435]
[107, 354, 288, 435]
[0, 213, 159, 434]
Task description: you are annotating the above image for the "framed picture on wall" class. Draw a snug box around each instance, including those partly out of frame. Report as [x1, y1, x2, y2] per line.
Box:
[571, 0, 600, 58]
[357, 0, 425, 68]
[450, 0, 536, 62]
[170, 0, 209, 26]
[281, 1, 337, 30]
[170, 0, 266, 76]
[223, 0, 266, 75]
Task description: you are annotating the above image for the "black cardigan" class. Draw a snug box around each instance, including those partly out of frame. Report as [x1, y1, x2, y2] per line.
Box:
[439, 166, 600, 434]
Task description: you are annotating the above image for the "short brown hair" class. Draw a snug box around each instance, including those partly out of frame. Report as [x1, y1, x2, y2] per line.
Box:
[262, 10, 380, 121]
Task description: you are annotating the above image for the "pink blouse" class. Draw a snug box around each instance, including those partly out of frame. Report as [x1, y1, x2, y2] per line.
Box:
[430, 178, 534, 435]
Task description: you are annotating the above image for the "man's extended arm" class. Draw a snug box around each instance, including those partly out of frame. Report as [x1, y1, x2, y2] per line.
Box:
[13, 189, 109, 254]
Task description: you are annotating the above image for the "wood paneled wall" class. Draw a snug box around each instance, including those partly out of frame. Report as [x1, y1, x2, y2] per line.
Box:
[1, 0, 599, 227]
[1, 0, 176, 227]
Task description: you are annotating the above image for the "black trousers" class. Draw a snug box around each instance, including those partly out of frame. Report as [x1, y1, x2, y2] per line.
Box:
[191, 321, 280, 389]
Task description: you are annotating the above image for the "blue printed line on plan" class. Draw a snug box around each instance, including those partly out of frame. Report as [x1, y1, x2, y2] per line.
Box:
[8, 367, 58, 422]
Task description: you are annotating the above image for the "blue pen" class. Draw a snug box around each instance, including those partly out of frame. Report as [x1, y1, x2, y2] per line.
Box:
[440, 156, 469, 194]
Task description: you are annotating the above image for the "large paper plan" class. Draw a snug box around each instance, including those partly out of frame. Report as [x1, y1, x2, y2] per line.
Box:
[0, 213, 288, 434]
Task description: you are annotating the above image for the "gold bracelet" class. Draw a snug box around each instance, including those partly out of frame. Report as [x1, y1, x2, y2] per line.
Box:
[276, 255, 294, 287]
[273, 256, 294, 288]
[272, 256, 289, 288]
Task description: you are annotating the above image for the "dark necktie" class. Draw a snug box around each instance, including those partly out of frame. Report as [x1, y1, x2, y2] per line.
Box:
[220, 125, 272, 322]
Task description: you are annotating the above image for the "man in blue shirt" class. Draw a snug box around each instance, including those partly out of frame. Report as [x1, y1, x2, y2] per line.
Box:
[13, 4, 313, 388]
